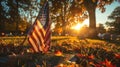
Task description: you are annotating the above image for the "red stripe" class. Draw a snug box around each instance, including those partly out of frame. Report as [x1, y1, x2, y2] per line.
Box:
[33, 28, 43, 52]
[36, 20, 45, 39]
[44, 29, 51, 52]
[28, 22, 51, 53]
[44, 40, 51, 52]
[29, 23, 43, 51]
[32, 22, 46, 52]
[28, 38, 37, 52]
[28, 1, 50, 53]
[45, 31, 51, 44]
[34, 24, 45, 51]
[29, 32, 39, 52]
[28, 37, 39, 52]
[44, 25, 51, 43]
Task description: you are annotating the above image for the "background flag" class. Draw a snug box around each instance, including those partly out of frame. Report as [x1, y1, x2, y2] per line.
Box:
[28, 1, 51, 53]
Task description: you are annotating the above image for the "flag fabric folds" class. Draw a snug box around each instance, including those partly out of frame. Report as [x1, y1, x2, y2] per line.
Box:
[28, 1, 51, 53]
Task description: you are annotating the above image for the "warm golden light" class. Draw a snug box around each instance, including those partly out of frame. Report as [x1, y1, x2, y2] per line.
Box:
[71, 19, 89, 30]
[71, 23, 81, 30]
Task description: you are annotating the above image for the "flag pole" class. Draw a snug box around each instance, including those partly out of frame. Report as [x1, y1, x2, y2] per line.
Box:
[19, 0, 44, 46]
[27, 0, 50, 53]
[20, 0, 50, 47]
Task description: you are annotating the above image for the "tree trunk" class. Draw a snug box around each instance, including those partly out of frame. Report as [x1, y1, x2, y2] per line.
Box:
[83, 0, 97, 38]
[61, 3, 67, 35]
[88, 7, 97, 38]
[88, 8, 96, 29]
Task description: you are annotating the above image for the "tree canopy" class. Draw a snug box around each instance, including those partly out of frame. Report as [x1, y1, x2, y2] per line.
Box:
[106, 6, 120, 34]
[0, 0, 119, 36]
[0, 0, 41, 33]
[48, 0, 116, 37]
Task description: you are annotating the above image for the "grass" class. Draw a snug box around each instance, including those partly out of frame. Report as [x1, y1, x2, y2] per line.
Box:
[0, 36, 120, 67]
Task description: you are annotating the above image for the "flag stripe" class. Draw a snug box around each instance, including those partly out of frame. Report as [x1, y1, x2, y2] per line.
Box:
[45, 30, 51, 43]
[32, 29, 42, 52]
[34, 24, 45, 51]
[35, 21, 44, 44]
[31, 24, 44, 52]
[28, 1, 51, 53]
[29, 32, 40, 52]
[28, 37, 39, 52]
[36, 20, 45, 39]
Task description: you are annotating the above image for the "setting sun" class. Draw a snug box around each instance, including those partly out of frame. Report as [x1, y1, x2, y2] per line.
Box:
[71, 23, 82, 30]
[72, 23, 82, 30]
[71, 19, 89, 30]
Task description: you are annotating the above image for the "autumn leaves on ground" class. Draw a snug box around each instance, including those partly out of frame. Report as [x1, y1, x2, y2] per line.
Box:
[51, 37, 120, 67]
[0, 36, 120, 67]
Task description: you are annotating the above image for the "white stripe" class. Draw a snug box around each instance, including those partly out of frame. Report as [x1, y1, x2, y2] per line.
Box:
[37, 20, 45, 36]
[29, 37, 39, 52]
[32, 31, 41, 49]
[34, 26, 45, 51]
[35, 24, 45, 44]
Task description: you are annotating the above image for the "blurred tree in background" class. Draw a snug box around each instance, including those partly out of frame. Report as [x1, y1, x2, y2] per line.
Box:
[106, 6, 120, 34]
[97, 23, 106, 34]
[0, 0, 41, 34]
[49, 0, 115, 37]
[0, 0, 119, 36]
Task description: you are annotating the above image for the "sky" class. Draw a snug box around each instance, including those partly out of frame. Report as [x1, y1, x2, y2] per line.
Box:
[74, 1, 120, 29]
[96, 1, 120, 25]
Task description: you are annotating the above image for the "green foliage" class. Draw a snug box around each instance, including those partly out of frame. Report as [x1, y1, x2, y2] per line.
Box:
[106, 6, 120, 34]
[0, 0, 40, 33]
[97, 23, 106, 33]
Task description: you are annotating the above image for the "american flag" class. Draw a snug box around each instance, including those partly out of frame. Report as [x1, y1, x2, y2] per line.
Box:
[28, 1, 51, 53]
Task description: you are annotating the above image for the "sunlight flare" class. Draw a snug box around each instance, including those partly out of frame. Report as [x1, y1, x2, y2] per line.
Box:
[71, 19, 89, 30]
[71, 23, 81, 30]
